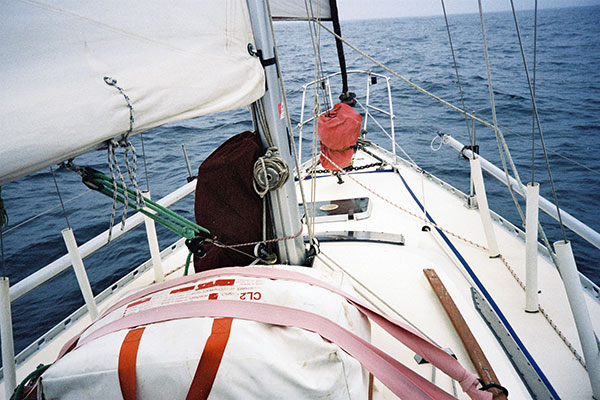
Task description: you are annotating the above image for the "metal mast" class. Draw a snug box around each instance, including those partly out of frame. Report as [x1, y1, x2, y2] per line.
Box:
[246, 0, 306, 265]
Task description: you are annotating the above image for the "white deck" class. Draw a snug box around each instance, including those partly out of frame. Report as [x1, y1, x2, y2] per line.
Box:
[2, 143, 598, 399]
[302, 145, 598, 399]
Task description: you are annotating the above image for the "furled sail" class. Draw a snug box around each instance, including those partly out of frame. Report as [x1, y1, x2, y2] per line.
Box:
[269, 0, 333, 20]
[0, 0, 265, 185]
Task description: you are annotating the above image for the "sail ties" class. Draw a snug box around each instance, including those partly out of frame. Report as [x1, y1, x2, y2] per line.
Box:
[103, 76, 145, 241]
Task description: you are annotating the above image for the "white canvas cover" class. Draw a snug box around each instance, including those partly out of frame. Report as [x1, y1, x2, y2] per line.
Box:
[0, 0, 265, 185]
[270, 0, 333, 20]
[40, 266, 370, 399]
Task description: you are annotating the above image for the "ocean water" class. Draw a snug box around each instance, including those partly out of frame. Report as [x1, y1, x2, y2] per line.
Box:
[1, 6, 599, 355]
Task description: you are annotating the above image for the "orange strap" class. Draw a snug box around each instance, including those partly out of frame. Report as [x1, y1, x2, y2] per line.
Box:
[118, 327, 146, 400]
[186, 318, 233, 400]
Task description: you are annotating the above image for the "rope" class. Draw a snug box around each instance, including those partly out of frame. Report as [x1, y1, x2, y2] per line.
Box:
[183, 251, 193, 276]
[252, 147, 289, 197]
[104, 76, 145, 241]
[107, 140, 127, 241]
[212, 225, 303, 249]
[497, 254, 586, 368]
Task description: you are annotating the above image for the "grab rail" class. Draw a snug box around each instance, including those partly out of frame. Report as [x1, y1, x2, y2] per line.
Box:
[442, 134, 600, 251]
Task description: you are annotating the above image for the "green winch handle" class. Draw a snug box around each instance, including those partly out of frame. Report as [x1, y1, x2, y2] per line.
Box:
[80, 167, 211, 258]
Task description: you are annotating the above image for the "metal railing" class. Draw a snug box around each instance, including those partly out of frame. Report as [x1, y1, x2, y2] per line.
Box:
[442, 134, 600, 252]
[297, 70, 396, 162]
[0, 178, 197, 396]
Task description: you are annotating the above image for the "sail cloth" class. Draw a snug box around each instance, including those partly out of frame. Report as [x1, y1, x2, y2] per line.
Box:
[270, 0, 333, 20]
[0, 0, 265, 185]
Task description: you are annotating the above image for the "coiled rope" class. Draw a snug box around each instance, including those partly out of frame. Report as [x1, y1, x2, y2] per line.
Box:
[252, 147, 289, 198]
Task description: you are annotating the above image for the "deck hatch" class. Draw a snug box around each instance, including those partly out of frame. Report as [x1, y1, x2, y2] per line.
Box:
[301, 197, 371, 223]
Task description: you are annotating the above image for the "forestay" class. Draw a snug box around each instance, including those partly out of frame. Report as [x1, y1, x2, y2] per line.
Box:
[0, 0, 265, 185]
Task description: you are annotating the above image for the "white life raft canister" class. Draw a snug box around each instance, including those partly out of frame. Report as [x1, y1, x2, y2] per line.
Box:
[40, 266, 371, 399]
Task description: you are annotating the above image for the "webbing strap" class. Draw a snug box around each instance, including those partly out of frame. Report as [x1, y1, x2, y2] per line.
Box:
[118, 327, 145, 400]
[186, 318, 233, 400]
[58, 267, 490, 400]
[76, 300, 489, 400]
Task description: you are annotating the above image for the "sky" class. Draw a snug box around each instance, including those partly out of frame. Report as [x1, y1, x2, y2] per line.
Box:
[337, 0, 600, 20]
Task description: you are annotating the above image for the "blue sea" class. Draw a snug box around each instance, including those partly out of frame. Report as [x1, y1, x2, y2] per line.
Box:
[2, 6, 599, 355]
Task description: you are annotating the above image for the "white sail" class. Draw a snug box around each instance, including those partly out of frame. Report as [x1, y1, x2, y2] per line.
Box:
[270, 0, 333, 20]
[0, 0, 265, 185]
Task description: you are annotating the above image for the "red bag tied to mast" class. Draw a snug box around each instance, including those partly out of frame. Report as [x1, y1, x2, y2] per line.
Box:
[318, 103, 362, 171]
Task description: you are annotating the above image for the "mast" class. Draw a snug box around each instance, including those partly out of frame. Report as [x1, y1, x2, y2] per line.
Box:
[246, 0, 306, 265]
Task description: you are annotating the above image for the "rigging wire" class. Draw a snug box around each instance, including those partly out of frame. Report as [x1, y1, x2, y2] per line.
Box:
[477, 0, 526, 223]
[50, 166, 71, 229]
[0, 228, 5, 278]
[503, 126, 600, 178]
[354, 98, 417, 166]
[509, 0, 567, 242]
[0, 187, 6, 277]
[313, 16, 567, 269]
[2, 191, 91, 236]
[531, 0, 538, 184]
[303, 0, 331, 112]
[139, 131, 150, 192]
[440, 0, 473, 146]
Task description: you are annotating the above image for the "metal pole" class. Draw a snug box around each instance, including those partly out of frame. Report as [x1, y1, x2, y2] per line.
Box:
[246, 0, 305, 265]
[142, 191, 164, 282]
[469, 156, 500, 257]
[554, 240, 600, 397]
[525, 182, 540, 312]
[363, 72, 371, 133]
[0, 277, 16, 399]
[62, 228, 98, 320]
[386, 77, 396, 155]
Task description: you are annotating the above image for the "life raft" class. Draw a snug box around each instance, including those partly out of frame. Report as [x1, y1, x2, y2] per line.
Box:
[39, 266, 489, 400]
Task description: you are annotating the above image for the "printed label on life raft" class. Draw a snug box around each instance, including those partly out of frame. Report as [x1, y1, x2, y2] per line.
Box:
[122, 277, 264, 317]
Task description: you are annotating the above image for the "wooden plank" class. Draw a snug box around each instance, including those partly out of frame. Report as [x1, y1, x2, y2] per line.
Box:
[423, 268, 508, 399]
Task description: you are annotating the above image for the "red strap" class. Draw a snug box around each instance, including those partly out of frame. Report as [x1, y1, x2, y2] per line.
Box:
[186, 318, 233, 400]
[118, 327, 145, 400]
